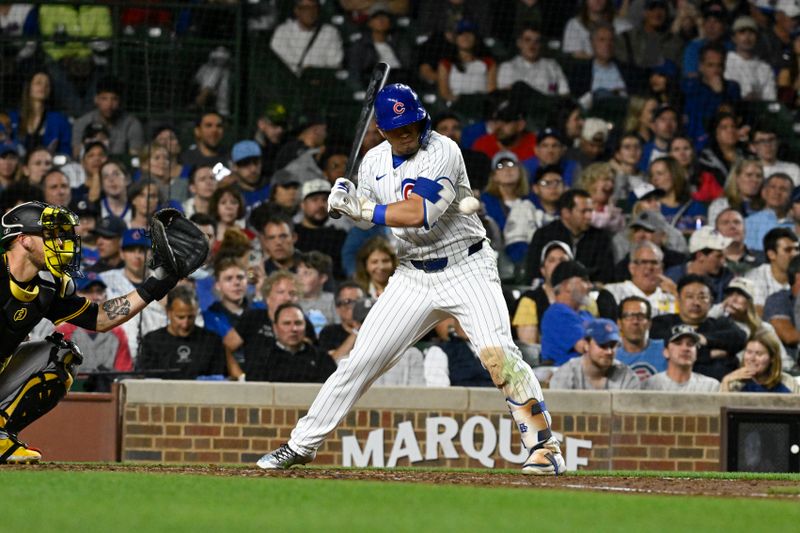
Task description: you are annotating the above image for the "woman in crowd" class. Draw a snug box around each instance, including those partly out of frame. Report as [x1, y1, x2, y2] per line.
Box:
[708, 278, 796, 373]
[648, 155, 706, 232]
[183, 165, 217, 217]
[698, 112, 744, 191]
[579, 161, 625, 232]
[7, 70, 71, 155]
[210, 184, 247, 241]
[551, 100, 585, 148]
[354, 236, 398, 298]
[608, 133, 645, 207]
[138, 142, 189, 202]
[562, 0, 631, 59]
[668, 135, 701, 192]
[707, 159, 764, 224]
[720, 329, 799, 393]
[128, 177, 163, 229]
[64, 141, 108, 204]
[19, 146, 53, 186]
[99, 160, 132, 223]
[624, 96, 658, 145]
[437, 20, 496, 103]
[480, 151, 529, 233]
[151, 125, 189, 181]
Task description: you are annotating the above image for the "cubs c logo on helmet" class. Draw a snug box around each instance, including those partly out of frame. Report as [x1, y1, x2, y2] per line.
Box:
[393, 101, 405, 115]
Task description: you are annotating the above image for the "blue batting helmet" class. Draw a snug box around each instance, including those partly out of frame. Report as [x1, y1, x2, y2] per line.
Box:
[374, 84, 431, 147]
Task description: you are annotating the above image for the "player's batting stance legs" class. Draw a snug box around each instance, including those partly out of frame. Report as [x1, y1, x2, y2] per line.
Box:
[256, 82, 564, 474]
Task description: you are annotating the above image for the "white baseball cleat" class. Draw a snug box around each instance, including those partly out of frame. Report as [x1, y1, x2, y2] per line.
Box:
[521, 438, 566, 475]
[257, 444, 316, 470]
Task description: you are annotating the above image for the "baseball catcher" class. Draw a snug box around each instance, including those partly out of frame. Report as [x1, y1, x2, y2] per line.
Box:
[0, 202, 207, 463]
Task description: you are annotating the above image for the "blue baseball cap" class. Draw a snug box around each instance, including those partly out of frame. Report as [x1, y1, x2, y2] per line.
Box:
[231, 140, 261, 163]
[0, 141, 19, 157]
[585, 318, 621, 345]
[456, 19, 479, 34]
[122, 228, 151, 249]
[75, 271, 107, 292]
[537, 127, 564, 144]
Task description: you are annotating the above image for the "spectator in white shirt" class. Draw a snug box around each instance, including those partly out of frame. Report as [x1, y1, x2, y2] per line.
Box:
[724, 16, 776, 101]
[745, 227, 799, 311]
[749, 125, 800, 187]
[562, 0, 632, 59]
[102, 229, 167, 359]
[498, 25, 569, 96]
[270, 0, 343, 76]
[643, 324, 720, 392]
[604, 241, 679, 316]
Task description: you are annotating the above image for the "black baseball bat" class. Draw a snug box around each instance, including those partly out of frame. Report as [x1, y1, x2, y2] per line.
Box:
[331, 62, 391, 218]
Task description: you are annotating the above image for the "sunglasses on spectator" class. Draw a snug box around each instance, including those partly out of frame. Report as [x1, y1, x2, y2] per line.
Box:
[336, 299, 357, 307]
[495, 160, 516, 169]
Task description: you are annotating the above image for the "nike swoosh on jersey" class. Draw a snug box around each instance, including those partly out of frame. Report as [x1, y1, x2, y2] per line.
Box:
[376, 174, 387, 181]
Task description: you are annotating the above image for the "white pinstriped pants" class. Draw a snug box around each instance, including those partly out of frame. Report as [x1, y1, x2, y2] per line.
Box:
[289, 246, 546, 455]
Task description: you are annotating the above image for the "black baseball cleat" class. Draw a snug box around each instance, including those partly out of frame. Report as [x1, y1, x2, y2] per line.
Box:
[257, 444, 316, 470]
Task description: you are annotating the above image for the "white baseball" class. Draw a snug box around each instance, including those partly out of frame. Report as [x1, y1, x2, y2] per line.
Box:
[458, 196, 480, 215]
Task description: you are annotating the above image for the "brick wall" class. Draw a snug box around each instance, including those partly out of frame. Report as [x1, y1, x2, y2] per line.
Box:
[118, 383, 800, 471]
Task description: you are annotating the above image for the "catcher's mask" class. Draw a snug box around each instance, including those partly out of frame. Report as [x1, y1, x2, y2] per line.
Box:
[1, 201, 82, 278]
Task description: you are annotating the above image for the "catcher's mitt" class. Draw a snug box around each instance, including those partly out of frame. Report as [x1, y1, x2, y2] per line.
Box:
[149, 208, 209, 277]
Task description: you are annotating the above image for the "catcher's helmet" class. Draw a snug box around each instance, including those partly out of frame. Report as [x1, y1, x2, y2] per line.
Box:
[374, 84, 431, 147]
[1, 201, 81, 277]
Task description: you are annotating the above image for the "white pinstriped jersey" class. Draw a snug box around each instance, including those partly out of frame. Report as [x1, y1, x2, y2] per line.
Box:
[356, 131, 485, 260]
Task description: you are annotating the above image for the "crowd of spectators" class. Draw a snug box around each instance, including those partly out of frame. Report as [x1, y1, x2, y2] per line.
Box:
[2, 0, 800, 394]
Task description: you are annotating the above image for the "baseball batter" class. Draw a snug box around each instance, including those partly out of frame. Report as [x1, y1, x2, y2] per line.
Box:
[258, 84, 565, 474]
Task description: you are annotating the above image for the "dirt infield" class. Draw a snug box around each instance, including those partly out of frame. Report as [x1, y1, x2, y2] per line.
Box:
[9, 463, 800, 499]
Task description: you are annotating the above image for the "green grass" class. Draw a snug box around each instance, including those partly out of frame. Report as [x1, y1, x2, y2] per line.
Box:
[5, 470, 800, 533]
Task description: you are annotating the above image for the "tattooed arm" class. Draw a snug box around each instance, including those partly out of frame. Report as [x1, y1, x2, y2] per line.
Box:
[95, 290, 150, 332]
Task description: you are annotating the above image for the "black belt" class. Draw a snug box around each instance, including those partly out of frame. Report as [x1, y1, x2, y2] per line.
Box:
[410, 241, 483, 273]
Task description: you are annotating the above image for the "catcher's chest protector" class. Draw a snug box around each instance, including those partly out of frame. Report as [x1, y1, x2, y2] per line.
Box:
[0, 270, 57, 358]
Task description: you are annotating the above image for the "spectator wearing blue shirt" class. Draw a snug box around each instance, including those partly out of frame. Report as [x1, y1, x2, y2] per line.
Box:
[7, 71, 72, 156]
[615, 296, 667, 381]
[682, 1, 732, 78]
[639, 104, 678, 172]
[231, 140, 271, 210]
[202, 256, 263, 356]
[648, 156, 707, 232]
[681, 43, 741, 148]
[522, 128, 579, 187]
[744, 172, 795, 252]
[480, 151, 529, 232]
[540, 260, 594, 366]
